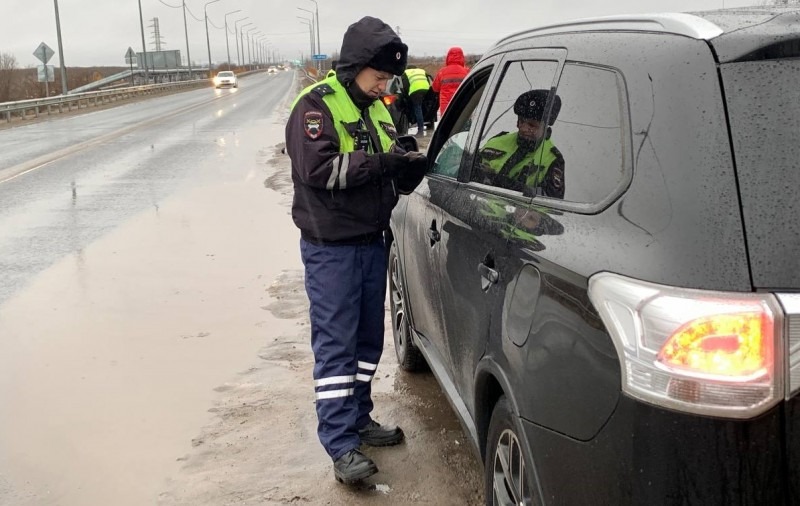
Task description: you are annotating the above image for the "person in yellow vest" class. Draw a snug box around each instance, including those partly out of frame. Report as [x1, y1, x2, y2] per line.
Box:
[401, 65, 432, 137]
[477, 89, 565, 198]
[285, 16, 427, 485]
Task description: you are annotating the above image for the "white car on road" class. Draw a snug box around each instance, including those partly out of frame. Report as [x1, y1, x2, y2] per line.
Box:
[213, 71, 238, 88]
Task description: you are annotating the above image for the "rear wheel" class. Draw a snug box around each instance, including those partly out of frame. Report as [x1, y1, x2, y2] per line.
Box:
[485, 397, 538, 506]
[388, 241, 425, 371]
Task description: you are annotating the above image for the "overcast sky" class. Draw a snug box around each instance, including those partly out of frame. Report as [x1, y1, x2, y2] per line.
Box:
[1, 0, 764, 68]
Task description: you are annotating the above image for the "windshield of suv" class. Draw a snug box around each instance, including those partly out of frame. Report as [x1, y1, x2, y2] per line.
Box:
[721, 59, 800, 287]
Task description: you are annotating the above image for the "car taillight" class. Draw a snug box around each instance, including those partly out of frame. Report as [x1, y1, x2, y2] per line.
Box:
[382, 95, 397, 106]
[588, 272, 783, 419]
[657, 312, 772, 379]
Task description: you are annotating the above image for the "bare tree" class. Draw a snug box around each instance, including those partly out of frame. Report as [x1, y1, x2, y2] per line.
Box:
[0, 52, 17, 103]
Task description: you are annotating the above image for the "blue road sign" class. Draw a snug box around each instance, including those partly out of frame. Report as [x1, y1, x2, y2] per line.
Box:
[311, 54, 327, 60]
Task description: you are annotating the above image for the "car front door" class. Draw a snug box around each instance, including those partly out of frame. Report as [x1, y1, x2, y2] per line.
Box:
[433, 51, 566, 409]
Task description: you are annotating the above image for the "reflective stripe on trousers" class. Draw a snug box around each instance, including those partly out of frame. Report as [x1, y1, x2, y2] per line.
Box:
[300, 238, 387, 461]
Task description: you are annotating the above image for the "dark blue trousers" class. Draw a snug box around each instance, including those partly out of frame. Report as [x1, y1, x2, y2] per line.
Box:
[300, 238, 387, 460]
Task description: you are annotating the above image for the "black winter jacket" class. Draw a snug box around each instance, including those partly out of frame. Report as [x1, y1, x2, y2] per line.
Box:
[286, 18, 406, 244]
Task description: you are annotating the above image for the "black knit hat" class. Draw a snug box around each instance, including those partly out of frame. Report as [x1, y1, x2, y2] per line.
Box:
[513, 89, 562, 125]
[366, 40, 408, 76]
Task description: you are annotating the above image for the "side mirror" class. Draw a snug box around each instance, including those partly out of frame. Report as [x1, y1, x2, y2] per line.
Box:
[396, 134, 419, 153]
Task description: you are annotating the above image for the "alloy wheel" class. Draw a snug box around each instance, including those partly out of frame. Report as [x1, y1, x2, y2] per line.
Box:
[389, 253, 408, 351]
[491, 429, 532, 506]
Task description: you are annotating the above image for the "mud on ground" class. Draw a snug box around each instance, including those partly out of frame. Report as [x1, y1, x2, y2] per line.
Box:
[156, 99, 483, 505]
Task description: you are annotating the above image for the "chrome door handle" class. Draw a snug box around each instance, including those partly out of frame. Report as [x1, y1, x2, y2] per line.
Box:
[478, 262, 499, 291]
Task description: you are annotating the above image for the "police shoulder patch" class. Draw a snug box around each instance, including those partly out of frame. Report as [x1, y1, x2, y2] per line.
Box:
[379, 121, 398, 141]
[312, 83, 335, 97]
[480, 148, 506, 160]
[304, 111, 324, 140]
[550, 166, 564, 189]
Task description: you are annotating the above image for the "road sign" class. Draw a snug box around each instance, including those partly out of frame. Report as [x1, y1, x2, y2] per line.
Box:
[311, 54, 327, 60]
[124, 47, 137, 65]
[33, 42, 55, 64]
[37, 65, 55, 82]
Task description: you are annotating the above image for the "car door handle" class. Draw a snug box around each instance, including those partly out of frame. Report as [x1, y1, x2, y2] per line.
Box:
[427, 220, 441, 246]
[478, 262, 499, 291]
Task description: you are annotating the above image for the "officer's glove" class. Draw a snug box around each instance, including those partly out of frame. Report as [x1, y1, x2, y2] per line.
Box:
[396, 152, 428, 194]
[377, 152, 408, 178]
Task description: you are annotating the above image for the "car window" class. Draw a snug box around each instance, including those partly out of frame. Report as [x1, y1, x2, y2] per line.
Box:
[721, 59, 800, 286]
[470, 60, 559, 197]
[218, 71, 233, 77]
[549, 63, 627, 204]
[430, 70, 491, 178]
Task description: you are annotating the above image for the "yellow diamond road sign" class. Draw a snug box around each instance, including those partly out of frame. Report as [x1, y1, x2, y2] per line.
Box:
[33, 42, 55, 64]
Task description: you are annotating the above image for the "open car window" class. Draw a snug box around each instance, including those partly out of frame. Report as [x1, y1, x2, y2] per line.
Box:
[429, 67, 493, 178]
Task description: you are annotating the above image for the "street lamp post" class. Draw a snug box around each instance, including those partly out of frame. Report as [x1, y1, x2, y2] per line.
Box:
[258, 37, 267, 65]
[309, 0, 320, 57]
[181, 0, 193, 78]
[253, 32, 263, 67]
[297, 17, 314, 68]
[245, 27, 257, 69]
[224, 9, 242, 71]
[240, 22, 253, 67]
[137, 0, 149, 83]
[297, 8, 315, 57]
[53, 0, 68, 94]
[233, 17, 249, 67]
[204, 0, 221, 73]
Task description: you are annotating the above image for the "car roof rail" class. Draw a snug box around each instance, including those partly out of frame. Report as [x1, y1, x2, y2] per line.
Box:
[494, 13, 724, 47]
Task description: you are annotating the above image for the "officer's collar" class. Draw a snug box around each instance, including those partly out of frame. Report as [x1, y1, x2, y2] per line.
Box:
[346, 81, 377, 111]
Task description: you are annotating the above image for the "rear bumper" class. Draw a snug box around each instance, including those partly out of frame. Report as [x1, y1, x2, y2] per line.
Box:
[523, 395, 785, 505]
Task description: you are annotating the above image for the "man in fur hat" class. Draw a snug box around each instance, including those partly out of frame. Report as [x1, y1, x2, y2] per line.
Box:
[285, 16, 427, 484]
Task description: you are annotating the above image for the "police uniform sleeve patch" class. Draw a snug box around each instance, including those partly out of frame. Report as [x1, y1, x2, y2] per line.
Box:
[550, 166, 564, 189]
[379, 121, 398, 141]
[480, 148, 506, 160]
[304, 111, 324, 140]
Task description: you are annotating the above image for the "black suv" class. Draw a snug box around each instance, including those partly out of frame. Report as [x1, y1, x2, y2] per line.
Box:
[388, 8, 800, 505]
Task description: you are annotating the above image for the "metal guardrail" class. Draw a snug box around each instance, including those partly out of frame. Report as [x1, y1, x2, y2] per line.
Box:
[0, 68, 267, 124]
[0, 80, 208, 123]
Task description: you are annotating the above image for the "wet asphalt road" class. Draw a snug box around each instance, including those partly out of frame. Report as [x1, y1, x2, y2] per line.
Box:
[0, 71, 292, 307]
[0, 72, 484, 505]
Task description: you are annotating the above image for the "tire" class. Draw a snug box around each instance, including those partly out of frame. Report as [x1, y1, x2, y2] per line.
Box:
[484, 397, 538, 506]
[388, 241, 425, 371]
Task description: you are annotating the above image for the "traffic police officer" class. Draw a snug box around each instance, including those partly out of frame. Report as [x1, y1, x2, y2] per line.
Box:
[478, 89, 565, 198]
[401, 65, 431, 136]
[285, 16, 427, 485]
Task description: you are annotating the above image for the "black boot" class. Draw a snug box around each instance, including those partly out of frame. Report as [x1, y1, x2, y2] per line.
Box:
[333, 449, 378, 484]
[358, 420, 405, 447]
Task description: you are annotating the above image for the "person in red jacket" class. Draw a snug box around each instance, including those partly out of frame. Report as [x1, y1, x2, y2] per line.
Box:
[431, 46, 469, 116]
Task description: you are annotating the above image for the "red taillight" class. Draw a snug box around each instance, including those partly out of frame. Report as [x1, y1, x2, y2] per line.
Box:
[657, 312, 772, 379]
[382, 94, 397, 106]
